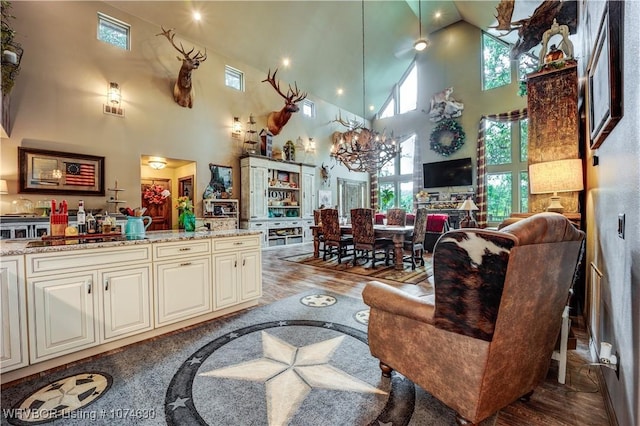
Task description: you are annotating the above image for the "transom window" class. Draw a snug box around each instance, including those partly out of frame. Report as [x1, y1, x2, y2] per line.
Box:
[97, 13, 130, 50]
[482, 32, 511, 90]
[225, 65, 244, 91]
[301, 99, 315, 118]
[377, 61, 417, 118]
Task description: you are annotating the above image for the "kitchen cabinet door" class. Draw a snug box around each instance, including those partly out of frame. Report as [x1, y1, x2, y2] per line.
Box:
[0, 256, 28, 372]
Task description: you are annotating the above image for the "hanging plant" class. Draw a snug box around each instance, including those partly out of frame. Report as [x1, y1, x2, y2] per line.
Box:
[429, 118, 466, 156]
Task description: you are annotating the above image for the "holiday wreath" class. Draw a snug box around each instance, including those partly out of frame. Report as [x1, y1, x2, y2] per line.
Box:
[430, 118, 466, 156]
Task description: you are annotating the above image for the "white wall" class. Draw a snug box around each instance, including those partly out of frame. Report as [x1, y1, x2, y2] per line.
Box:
[0, 1, 365, 217]
[580, 2, 640, 425]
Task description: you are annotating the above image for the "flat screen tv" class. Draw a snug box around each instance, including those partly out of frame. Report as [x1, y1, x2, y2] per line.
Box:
[423, 157, 473, 188]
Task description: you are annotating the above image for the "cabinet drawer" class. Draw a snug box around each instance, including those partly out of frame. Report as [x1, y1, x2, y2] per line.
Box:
[154, 240, 211, 260]
[213, 236, 261, 252]
[27, 246, 152, 276]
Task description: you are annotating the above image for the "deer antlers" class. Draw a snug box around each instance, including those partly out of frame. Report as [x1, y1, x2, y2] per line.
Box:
[157, 26, 207, 108]
[262, 68, 307, 135]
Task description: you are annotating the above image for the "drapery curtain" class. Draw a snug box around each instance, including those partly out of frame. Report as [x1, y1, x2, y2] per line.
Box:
[476, 108, 528, 227]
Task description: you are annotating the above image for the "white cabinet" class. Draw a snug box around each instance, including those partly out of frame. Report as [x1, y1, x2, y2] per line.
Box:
[212, 235, 262, 310]
[154, 240, 212, 326]
[241, 156, 315, 247]
[28, 271, 97, 363]
[1, 256, 28, 372]
[301, 165, 316, 219]
[25, 246, 152, 363]
[99, 265, 152, 341]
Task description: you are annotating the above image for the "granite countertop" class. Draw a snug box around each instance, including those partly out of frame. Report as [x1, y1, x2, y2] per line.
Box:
[0, 229, 261, 256]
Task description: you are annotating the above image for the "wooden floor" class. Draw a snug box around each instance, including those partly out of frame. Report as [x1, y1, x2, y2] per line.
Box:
[263, 242, 611, 426]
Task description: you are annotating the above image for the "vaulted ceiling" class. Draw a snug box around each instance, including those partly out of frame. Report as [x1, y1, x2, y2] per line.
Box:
[106, 1, 543, 118]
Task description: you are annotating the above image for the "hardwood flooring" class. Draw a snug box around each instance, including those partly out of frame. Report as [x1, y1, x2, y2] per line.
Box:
[264, 242, 611, 426]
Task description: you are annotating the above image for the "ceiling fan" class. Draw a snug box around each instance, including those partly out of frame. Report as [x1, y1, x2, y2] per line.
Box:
[394, 0, 430, 58]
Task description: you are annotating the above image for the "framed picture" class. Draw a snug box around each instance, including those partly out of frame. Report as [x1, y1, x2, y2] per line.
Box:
[587, 0, 623, 149]
[204, 163, 233, 198]
[318, 190, 332, 208]
[277, 171, 289, 183]
[18, 147, 105, 195]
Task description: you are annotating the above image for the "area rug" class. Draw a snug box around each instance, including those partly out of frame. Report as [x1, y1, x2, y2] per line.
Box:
[281, 253, 433, 285]
[1, 291, 496, 426]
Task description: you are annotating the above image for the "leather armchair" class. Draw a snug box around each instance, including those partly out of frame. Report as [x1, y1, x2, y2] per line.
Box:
[363, 213, 585, 425]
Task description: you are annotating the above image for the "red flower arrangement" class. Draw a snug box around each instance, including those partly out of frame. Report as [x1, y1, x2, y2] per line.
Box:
[143, 184, 170, 205]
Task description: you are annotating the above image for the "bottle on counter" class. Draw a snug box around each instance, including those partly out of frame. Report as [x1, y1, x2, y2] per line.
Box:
[86, 211, 96, 234]
[77, 200, 87, 234]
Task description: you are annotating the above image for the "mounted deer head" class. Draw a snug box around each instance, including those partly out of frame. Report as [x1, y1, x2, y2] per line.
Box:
[491, 0, 576, 59]
[262, 68, 307, 135]
[157, 27, 207, 108]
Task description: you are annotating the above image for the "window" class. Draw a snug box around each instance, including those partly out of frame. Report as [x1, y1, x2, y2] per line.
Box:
[379, 96, 395, 119]
[485, 119, 528, 224]
[378, 135, 415, 211]
[97, 13, 130, 50]
[225, 65, 244, 91]
[377, 61, 417, 118]
[482, 32, 511, 90]
[398, 62, 417, 114]
[518, 52, 538, 81]
[301, 99, 315, 118]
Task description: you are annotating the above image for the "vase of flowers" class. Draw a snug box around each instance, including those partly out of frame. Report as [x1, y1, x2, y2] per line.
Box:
[176, 196, 195, 232]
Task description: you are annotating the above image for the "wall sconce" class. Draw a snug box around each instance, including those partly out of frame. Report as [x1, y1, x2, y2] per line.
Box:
[306, 137, 316, 154]
[529, 158, 583, 213]
[104, 81, 124, 117]
[148, 160, 167, 170]
[0, 179, 8, 195]
[232, 117, 242, 138]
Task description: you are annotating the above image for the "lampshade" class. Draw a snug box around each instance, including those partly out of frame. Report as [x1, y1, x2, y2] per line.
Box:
[148, 160, 167, 170]
[529, 159, 583, 212]
[108, 82, 121, 105]
[458, 198, 478, 211]
[0, 179, 8, 195]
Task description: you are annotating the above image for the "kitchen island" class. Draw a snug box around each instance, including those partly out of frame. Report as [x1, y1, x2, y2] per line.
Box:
[0, 229, 262, 383]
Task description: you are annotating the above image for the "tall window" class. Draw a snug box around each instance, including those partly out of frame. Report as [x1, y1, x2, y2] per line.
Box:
[377, 61, 417, 118]
[378, 135, 415, 211]
[97, 13, 130, 50]
[482, 32, 511, 90]
[398, 62, 417, 114]
[485, 119, 528, 224]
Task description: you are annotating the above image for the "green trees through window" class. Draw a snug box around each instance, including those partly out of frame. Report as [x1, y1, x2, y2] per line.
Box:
[482, 32, 511, 90]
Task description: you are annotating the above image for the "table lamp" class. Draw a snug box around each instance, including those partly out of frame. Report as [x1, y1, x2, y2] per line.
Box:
[529, 159, 583, 213]
[458, 198, 479, 228]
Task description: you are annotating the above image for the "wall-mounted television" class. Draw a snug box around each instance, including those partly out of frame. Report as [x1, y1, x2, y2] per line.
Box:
[423, 157, 473, 188]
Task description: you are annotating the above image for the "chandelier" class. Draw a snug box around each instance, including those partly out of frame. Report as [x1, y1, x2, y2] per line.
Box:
[329, 1, 401, 173]
[330, 115, 400, 173]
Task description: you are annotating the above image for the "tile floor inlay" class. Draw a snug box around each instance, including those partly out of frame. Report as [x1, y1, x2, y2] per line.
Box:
[7, 372, 112, 425]
[300, 294, 337, 307]
[165, 320, 415, 425]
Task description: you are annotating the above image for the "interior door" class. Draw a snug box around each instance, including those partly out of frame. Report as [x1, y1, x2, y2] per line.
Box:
[141, 178, 172, 231]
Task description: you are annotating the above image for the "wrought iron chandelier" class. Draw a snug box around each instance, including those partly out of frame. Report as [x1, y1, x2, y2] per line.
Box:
[330, 1, 401, 173]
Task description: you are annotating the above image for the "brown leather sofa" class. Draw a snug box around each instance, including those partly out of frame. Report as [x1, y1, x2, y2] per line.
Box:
[363, 213, 585, 425]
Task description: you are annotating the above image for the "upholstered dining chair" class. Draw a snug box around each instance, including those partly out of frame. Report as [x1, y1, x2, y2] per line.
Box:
[313, 209, 327, 258]
[363, 213, 585, 425]
[424, 213, 449, 252]
[385, 208, 407, 226]
[320, 208, 353, 264]
[350, 208, 394, 268]
[403, 207, 428, 269]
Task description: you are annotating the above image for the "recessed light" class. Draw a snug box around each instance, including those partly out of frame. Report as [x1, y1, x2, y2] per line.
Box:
[282, 58, 290, 67]
[337, 88, 344, 95]
[369, 105, 375, 111]
[434, 11, 441, 19]
[192, 11, 202, 21]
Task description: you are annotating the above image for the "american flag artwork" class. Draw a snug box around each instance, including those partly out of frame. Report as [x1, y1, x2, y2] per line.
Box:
[65, 162, 95, 186]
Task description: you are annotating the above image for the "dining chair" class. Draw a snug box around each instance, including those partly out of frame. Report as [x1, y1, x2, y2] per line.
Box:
[350, 208, 393, 268]
[403, 207, 428, 269]
[314, 209, 327, 258]
[321, 208, 353, 263]
[386, 208, 407, 226]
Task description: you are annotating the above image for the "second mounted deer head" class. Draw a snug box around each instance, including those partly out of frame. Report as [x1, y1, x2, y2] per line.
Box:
[157, 27, 207, 108]
[262, 68, 307, 135]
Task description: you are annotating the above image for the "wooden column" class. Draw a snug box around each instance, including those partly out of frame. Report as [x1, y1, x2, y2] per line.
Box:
[526, 62, 580, 213]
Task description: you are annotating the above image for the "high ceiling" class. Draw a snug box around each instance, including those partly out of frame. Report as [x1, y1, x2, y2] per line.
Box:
[106, 1, 542, 118]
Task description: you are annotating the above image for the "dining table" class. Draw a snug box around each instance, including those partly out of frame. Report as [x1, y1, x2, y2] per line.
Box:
[310, 224, 414, 270]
